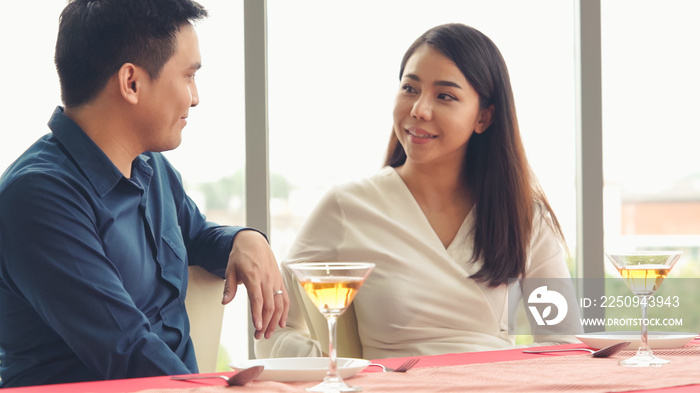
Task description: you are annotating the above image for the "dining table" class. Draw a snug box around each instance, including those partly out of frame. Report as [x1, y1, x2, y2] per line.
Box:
[4, 340, 700, 392]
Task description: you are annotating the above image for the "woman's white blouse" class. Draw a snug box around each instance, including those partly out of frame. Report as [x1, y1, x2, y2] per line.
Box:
[255, 167, 578, 359]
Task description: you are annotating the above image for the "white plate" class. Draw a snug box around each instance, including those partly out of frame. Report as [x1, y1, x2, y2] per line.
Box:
[576, 331, 697, 349]
[228, 357, 370, 382]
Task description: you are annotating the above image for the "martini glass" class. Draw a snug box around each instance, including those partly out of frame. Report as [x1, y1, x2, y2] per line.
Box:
[288, 262, 374, 392]
[606, 251, 682, 367]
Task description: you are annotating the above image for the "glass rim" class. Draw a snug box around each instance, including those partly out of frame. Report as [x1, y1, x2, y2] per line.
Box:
[606, 250, 682, 256]
[287, 261, 376, 269]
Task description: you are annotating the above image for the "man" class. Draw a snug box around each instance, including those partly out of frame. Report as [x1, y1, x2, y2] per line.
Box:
[0, 0, 288, 387]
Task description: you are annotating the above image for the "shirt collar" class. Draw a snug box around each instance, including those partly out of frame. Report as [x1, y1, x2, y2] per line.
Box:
[48, 106, 150, 197]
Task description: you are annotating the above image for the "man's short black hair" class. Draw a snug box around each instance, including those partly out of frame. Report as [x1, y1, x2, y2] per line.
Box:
[55, 0, 208, 108]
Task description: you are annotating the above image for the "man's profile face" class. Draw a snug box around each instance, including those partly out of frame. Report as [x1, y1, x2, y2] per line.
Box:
[135, 23, 202, 153]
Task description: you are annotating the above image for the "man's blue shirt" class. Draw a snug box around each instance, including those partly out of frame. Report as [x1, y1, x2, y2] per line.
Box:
[0, 107, 244, 387]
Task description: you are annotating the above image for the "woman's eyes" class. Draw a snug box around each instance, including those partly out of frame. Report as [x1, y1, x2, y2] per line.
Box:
[402, 84, 457, 102]
[437, 93, 457, 102]
[401, 84, 417, 94]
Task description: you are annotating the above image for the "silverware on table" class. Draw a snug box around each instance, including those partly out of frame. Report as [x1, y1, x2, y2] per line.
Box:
[170, 365, 264, 386]
[369, 358, 420, 372]
[522, 341, 631, 358]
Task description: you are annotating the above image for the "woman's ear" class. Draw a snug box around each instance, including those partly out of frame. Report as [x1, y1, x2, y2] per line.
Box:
[118, 63, 141, 105]
[475, 104, 495, 134]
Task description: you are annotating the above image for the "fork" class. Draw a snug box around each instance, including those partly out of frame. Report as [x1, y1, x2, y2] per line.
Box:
[370, 358, 420, 372]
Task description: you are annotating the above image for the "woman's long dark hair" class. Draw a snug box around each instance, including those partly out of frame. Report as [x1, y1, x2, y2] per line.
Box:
[385, 23, 565, 287]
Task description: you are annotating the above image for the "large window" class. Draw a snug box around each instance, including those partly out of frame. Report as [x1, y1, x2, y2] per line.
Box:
[598, 0, 700, 332]
[601, 0, 700, 276]
[1, 2, 65, 171]
[267, 0, 578, 274]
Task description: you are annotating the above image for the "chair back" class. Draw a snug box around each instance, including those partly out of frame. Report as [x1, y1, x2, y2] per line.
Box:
[185, 266, 225, 372]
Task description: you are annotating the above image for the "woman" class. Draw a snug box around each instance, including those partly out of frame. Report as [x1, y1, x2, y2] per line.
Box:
[256, 23, 578, 360]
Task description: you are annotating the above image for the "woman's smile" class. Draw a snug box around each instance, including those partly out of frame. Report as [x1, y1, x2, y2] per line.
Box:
[405, 127, 438, 144]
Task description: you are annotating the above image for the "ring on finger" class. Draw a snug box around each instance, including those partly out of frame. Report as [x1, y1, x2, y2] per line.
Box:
[273, 289, 284, 296]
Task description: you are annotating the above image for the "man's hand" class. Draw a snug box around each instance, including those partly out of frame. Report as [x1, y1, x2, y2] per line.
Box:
[222, 230, 289, 339]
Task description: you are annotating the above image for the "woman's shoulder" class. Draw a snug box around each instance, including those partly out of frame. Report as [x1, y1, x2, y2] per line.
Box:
[320, 166, 407, 214]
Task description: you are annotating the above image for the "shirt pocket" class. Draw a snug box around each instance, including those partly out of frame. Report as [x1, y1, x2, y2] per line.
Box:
[162, 226, 187, 263]
[159, 227, 188, 294]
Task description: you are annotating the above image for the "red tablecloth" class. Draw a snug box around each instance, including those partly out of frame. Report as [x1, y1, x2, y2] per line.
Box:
[4, 342, 699, 392]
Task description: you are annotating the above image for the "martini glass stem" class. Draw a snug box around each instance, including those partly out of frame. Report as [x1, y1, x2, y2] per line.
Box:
[638, 295, 652, 357]
[323, 315, 342, 385]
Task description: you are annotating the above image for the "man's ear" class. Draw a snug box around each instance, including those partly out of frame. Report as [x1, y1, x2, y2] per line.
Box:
[118, 63, 142, 105]
[475, 104, 495, 134]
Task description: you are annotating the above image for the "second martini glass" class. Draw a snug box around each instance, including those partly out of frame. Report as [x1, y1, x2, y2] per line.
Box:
[606, 251, 682, 367]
